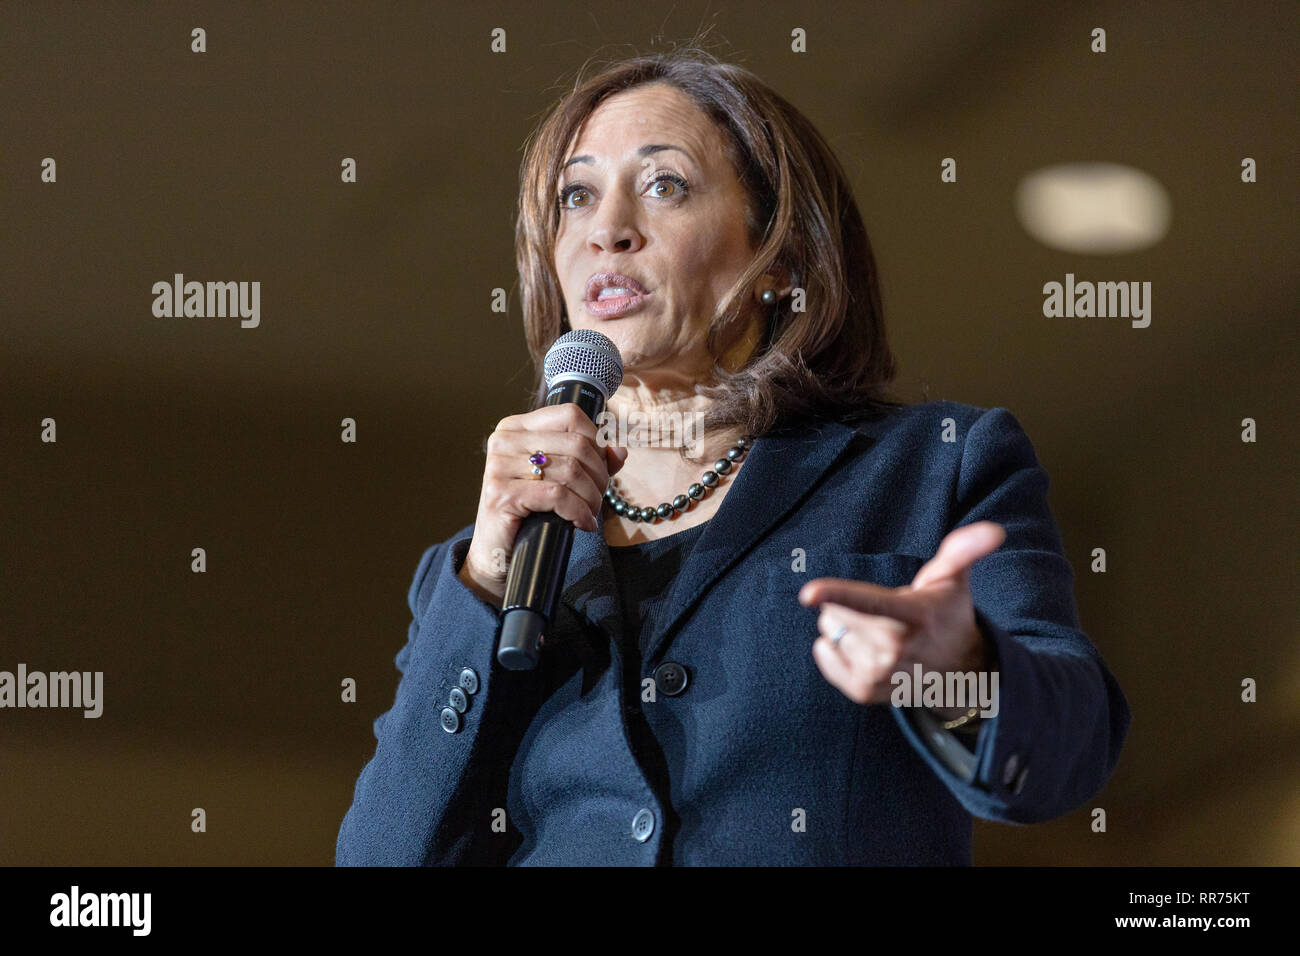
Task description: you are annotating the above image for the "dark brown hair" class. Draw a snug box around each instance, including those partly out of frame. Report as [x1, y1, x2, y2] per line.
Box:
[515, 43, 903, 439]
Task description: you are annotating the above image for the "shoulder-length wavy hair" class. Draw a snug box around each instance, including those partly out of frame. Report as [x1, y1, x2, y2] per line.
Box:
[515, 45, 903, 440]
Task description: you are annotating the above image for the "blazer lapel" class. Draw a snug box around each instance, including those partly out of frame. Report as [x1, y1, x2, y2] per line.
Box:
[642, 419, 857, 664]
[558, 511, 624, 646]
[559, 417, 874, 664]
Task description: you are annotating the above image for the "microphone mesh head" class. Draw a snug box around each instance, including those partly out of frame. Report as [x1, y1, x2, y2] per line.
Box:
[543, 329, 624, 397]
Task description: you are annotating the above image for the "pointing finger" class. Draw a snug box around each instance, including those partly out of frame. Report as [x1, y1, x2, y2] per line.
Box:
[799, 577, 922, 625]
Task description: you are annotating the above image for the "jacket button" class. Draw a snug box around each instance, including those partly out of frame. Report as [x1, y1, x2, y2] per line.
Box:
[653, 661, 689, 697]
[440, 707, 461, 734]
[448, 687, 468, 713]
[458, 667, 479, 695]
[631, 808, 655, 842]
[1001, 753, 1020, 787]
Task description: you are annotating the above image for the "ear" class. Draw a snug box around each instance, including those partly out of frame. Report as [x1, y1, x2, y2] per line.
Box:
[764, 266, 794, 299]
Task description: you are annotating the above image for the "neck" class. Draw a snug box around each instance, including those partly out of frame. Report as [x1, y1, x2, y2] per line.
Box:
[604, 377, 743, 508]
[602, 322, 760, 511]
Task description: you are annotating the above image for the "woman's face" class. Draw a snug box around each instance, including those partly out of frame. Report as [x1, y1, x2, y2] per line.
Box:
[553, 82, 761, 385]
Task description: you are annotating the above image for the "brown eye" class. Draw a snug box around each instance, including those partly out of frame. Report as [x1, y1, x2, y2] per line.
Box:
[648, 174, 687, 199]
[558, 185, 590, 209]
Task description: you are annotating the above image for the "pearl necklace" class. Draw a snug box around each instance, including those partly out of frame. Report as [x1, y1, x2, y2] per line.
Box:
[604, 436, 754, 523]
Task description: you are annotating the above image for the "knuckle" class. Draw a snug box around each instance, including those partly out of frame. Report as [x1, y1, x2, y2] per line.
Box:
[565, 431, 591, 456]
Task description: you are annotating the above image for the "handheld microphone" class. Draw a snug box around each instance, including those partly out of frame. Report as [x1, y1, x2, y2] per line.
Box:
[495, 329, 624, 671]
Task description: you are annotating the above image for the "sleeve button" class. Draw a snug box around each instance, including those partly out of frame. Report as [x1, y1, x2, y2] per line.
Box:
[458, 667, 479, 695]
[1001, 753, 1020, 787]
[1012, 765, 1029, 795]
[440, 707, 461, 734]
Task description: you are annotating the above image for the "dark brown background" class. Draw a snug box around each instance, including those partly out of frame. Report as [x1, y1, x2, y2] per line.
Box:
[1, 1, 1296, 865]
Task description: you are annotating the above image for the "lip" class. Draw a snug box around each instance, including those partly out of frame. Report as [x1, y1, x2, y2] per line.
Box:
[583, 272, 652, 319]
[584, 290, 651, 318]
[585, 272, 650, 300]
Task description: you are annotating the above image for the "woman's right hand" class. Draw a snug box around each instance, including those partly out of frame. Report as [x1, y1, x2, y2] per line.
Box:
[458, 403, 628, 607]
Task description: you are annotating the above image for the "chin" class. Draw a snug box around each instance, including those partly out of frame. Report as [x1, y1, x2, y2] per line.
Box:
[569, 318, 629, 348]
[562, 318, 658, 375]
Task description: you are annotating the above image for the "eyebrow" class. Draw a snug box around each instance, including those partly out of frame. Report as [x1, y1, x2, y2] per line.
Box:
[562, 143, 696, 170]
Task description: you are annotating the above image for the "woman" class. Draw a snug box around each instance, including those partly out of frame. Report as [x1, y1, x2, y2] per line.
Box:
[336, 48, 1129, 865]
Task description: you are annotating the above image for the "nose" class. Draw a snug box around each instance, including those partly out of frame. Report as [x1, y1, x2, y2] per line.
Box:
[586, 189, 644, 254]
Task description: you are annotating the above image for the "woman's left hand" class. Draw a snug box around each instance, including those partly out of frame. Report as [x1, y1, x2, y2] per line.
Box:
[798, 521, 1005, 719]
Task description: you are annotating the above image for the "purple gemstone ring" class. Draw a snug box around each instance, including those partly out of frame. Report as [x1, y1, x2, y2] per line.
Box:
[527, 450, 547, 479]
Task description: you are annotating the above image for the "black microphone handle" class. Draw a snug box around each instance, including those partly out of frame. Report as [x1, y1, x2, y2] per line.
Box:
[496, 378, 607, 671]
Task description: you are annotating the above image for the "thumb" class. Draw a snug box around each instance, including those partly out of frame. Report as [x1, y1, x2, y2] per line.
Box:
[911, 521, 1005, 590]
[606, 444, 629, 473]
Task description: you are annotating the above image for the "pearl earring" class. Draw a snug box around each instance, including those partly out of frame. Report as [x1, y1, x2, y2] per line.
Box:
[760, 288, 777, 305]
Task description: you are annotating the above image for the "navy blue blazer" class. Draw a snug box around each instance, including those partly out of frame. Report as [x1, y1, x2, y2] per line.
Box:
[336, 401, 1130, 865]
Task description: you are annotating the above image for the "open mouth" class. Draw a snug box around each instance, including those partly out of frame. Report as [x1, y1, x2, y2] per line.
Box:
[584, 273, 652, 318]
[584, 289, 651, 318]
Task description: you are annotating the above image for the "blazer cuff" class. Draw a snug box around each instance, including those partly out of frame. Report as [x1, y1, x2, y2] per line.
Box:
[337, 530, 536, 865]
[889, 605, 1031, 819]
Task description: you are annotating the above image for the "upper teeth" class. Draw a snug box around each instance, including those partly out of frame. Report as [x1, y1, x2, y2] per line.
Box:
[598, 286, 632, 299]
